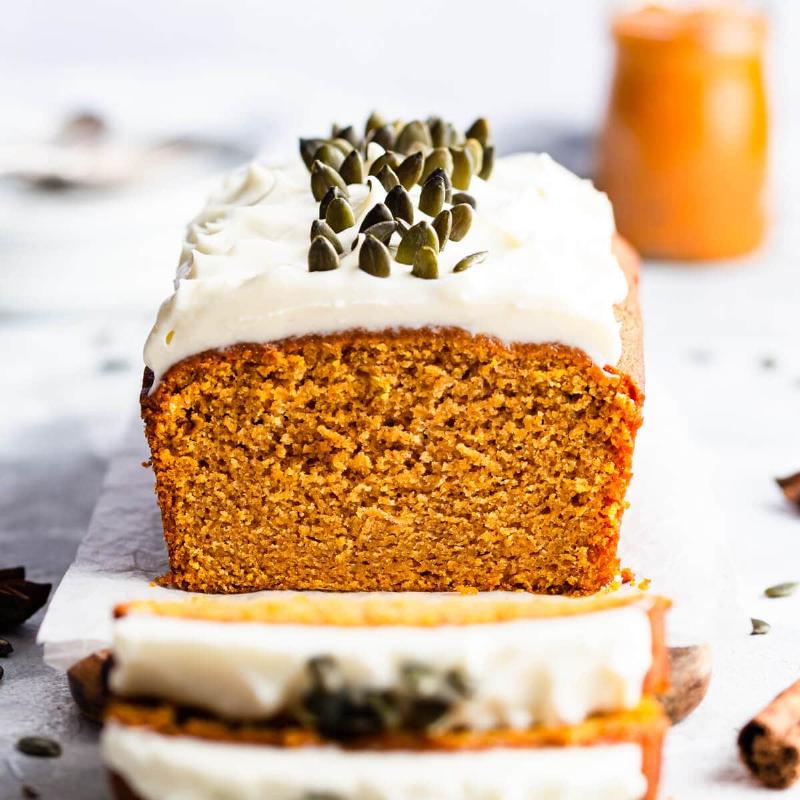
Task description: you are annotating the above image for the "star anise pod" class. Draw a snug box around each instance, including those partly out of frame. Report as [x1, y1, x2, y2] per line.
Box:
[0, 567, 51, 631]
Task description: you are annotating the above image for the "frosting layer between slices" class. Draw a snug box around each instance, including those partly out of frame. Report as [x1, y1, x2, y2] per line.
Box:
[109, 603, 653, 730]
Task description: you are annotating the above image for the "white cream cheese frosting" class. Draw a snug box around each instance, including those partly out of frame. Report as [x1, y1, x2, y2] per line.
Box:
[102, 724, 647, 800]
[109, 603, 652, 730]
[143, 150, 627, 388]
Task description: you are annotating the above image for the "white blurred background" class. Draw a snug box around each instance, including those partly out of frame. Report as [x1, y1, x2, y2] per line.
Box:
[0, 0, 795, 313]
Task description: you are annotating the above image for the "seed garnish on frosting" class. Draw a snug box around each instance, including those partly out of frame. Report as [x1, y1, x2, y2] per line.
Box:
[302, 114, 494, 276]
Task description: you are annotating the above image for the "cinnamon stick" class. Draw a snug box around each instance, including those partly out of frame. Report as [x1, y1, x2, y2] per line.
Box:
[739, 679, 800, 788]
[777, 472, 800, 508]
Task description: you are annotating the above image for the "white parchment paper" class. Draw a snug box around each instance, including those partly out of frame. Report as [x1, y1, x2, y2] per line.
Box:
[38, 377, 745, 671]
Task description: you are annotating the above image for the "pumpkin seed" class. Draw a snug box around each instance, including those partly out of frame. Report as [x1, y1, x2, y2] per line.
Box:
[313, 143, 344, 170]
[397, 221, 438, 264]
[319, 186, 346, 219]
[369, 151, 402, 177]
[359, 235, 392, 277]
[765, 582, 799, 598]
[479, 145, 495, 180]
[361, 220, 397, 245]
[368, 124, 396, 151]
[328, 137, 355, 155]
[397, 152, 424, 190]
[311, 160, 348, 201]
[465, 138, 484, 175]
[432, 209, 452, 250]
[751, 618, 771, 635]
[339, 149, 365, 184]
[385, 184, 415, 224]
[325, 197, 355, 233]
[452, 191, 476, 209]
[450, 146, 473, 190]
[396, 120, 432, 154]
[429, 117, 456, 148]
[365, 111, 386, 135]
[334, 125, 360, 147]
[422, 148, 454, 182]
[16, 737, 62, 758]
[359, 203, 394, 232]
[419, 173, 446, 216]
[299, 138, 323, 170]
[376, 164, 400, 191]
[465, 117, 490, 146]
[427, 167, 453, 202]
[449, 203, 474, 241]
[310, 220, 344, 255]
[412, 245, 439, 279]
[453, 251, 488, 273]
[308, 236, 340, 272]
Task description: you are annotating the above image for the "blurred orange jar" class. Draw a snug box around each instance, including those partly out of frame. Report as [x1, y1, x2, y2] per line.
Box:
[597, 4, 769, 260]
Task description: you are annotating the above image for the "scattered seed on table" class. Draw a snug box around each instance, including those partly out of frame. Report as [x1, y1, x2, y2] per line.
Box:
[16, 737, 62, 758]
[751, 618, 771, 636]
[0, 639, 12, 657]
[765, 582, 798, 599]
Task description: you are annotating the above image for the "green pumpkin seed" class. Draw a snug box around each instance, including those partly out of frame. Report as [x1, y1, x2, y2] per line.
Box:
[311, 160, 348, 201]
[339, 149, 365, 184]
[419, 173, 446, 216]
[16, 737, 62, 758]
[334, 125, 360, 147]
[369, 151, 402, 177]
[328, 137, 355, 155]
[299, 138, 324, 170]
[449, 203, 474, 241]
[429, 117, 455, 148]
[465, 117, 490, 147]
[376, 164, 400, 191]
[396, 120, 432, 155]
[453, 251, 488, 273]
[396, 152, 424, 190]
[313, 143, 344, 170]
[396, 221, 438, 264]
[452, 191, 476, 209]
[325, 197, 356, 233]
[450, 147, 474, 190]
[411, 245, 439, 279]
[385, 185, 414, 224]
[765, 582, 799, 598]
[319, 186, 346, 219]
[361, 220, 397, 245]
[465, 138, 484, 175]
[310, 220, 344, 254]
[365, 111, 386, 135]
[751, 617, 771, 635]
[368, 124, 396, 151]
[427, 167, 453, 202]
[359, 235, 392, 278]
[359, 203, 393, 232]
[422, 148, 454, 182]
[432, 209, 452, 250]
[308, 236, 340, 272]
[479, 145, 495, 180]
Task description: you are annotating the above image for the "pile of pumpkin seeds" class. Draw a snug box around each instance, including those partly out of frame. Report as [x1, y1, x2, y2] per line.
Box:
[290, 655, 472, 739]
[303, 114, 493, 278]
